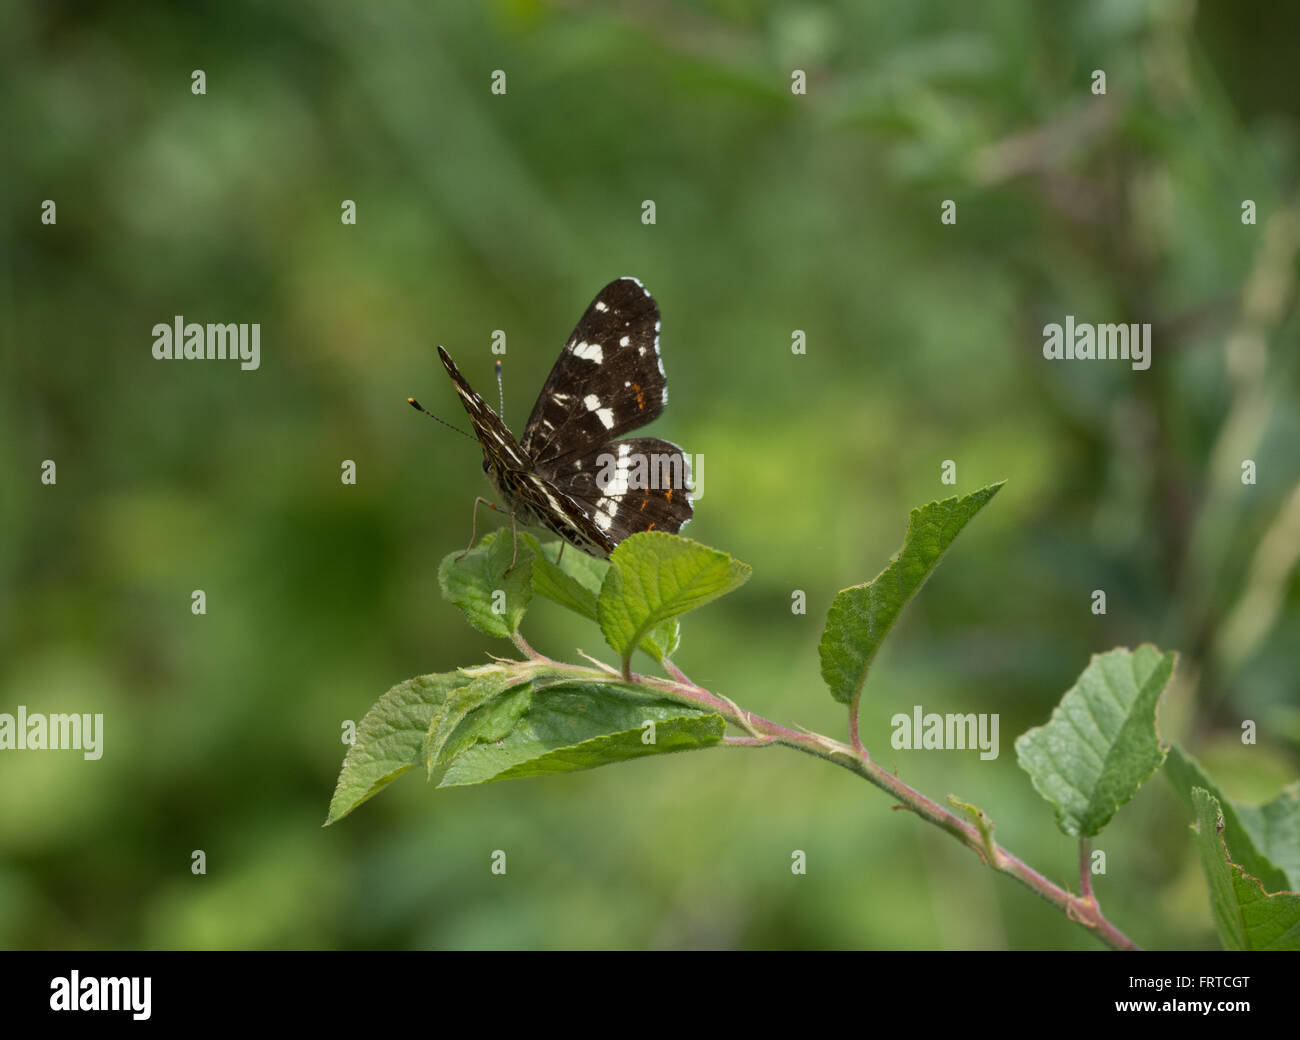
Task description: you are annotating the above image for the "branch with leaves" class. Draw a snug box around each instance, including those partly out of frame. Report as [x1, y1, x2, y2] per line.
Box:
[327, 483, 1300, 951]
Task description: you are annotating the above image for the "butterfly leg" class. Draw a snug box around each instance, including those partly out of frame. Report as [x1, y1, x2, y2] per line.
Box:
[503, 511, 520, 575]
[555, 543, 566, 566]
[455, 496, 500, 562]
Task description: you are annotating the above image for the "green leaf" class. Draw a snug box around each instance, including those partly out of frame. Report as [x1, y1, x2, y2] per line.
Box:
[325, 671, 469, 825]
[457, 683, 533, 745]
[597, 532, 751, 664]
[1015, 645, 1176, 837]
[948, 795, 1001, 867]
[526, 536, 601, 619]
[329, 669, 725, 820]
[818, 482, 1002, 706]
[440, 682, 725, 786]
[648, 618, 681, 661]
[1166, 745, 1299, 893]
[527, 536, 684, 663]
[424, 667, 533, 782]
[1191, 788, 1300, 951]
[438, 529, 535, 638]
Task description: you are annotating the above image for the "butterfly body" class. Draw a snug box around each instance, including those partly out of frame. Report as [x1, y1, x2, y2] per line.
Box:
[435, 277, 693, 559]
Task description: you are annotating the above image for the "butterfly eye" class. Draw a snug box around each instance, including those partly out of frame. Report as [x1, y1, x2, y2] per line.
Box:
[481, 456, 491, 473]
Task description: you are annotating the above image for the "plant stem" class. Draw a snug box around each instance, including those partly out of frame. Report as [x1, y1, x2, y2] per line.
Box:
[574, 653, 1140, 951]
[511, 632, 545, 661]
[848, 698, 868, 758]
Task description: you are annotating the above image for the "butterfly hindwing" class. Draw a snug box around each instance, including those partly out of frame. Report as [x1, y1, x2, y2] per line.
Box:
[547, 437, 694, 542]
[520, 277, 666, 466]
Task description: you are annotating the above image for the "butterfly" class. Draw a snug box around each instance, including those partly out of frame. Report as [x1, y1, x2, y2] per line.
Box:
[415, 277, 694, 564]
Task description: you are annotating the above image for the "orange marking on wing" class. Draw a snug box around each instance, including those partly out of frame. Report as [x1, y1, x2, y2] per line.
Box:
[664, 488, 672, 502]
[639, 495, 649, 512]
[634, 382, 644, 410]
[647, 522, 656, 530]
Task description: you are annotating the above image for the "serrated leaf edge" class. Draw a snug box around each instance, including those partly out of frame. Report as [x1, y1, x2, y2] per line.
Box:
[1014, 645, 1176, 837]
[822, 482, 1003, 709]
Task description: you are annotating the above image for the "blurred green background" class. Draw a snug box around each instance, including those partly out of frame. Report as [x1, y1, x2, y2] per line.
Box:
[3, 0, 1298, 950]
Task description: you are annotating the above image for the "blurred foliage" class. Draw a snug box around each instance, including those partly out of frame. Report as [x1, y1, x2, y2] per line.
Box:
[1, 0, 1298, 950]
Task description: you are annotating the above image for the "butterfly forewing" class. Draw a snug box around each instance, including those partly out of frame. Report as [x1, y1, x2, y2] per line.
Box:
[521, 277, 667, 467]
[437, 346, 530, 470]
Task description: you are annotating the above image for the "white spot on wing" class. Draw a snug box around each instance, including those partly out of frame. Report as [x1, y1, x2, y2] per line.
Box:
[619, 336, 630, 347]
[595, 301, 608, 312]
[573, 341, 603, 363]
[581, 393, 617, 431]
[597, 446, 632, 498]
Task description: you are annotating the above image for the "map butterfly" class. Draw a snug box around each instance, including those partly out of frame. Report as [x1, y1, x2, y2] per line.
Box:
[416, 277, 694, 561]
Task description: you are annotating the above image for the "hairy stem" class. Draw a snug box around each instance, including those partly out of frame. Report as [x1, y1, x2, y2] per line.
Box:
[848, 696, 868, 758]
[543, 649, 1139, 951]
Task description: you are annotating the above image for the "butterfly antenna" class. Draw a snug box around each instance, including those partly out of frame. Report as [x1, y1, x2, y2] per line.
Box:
[407, 397, 474, 440]
[495, 359, 505, 418]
